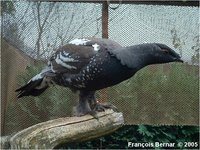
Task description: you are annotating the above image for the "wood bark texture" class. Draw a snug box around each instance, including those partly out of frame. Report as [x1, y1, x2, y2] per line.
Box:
[2, 109, 124, 149]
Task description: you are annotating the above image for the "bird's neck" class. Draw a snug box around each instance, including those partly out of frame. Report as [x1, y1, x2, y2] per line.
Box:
[110, 45, 161, 70]
[130, 48, 157, 69]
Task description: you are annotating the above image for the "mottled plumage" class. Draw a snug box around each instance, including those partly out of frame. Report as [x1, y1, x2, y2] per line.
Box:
[16, 38, 183, 116]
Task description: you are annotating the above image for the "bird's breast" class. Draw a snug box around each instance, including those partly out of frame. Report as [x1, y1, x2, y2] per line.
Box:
[65, 51, 136, 91]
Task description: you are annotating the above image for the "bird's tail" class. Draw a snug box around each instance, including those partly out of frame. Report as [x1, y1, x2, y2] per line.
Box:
[16, 67, 55, 98]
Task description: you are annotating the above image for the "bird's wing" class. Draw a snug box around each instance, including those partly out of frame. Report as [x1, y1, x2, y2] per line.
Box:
[49, 44, 95, 74]
[48, 38, 122, 74]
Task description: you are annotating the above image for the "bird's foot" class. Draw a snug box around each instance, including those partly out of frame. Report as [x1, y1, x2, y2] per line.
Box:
[73, 107, 88, 117]
[92, 102, 118, 112]
[72, 103, 118, 119]
[72, 106, 98, 118]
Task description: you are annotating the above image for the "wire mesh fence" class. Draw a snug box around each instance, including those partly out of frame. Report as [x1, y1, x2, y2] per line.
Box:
[1, 1, 199, 135]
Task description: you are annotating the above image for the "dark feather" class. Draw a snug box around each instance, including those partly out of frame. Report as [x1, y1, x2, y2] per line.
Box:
[15, 79, 43, 92]
[16, 78, 47, 98]
[49, 38, 122, 74]
[17, 86, 48, 98]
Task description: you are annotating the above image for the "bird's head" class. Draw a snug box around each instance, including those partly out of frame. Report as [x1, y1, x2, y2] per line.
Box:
[142, 43, 184, 65]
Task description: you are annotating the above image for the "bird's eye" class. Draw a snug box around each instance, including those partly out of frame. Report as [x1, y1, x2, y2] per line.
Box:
[162, 49, 169, 54]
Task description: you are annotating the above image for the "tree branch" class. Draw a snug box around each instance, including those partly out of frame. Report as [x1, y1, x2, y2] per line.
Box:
[1, 109, 124, 149]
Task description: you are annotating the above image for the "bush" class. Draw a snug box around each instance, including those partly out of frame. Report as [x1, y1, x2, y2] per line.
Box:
[57, 125, 199, 149]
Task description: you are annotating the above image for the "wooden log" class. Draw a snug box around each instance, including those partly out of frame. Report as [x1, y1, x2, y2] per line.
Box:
[7, 109, 123, 149]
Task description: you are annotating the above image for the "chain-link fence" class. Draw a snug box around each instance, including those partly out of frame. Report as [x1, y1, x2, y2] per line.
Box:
[1, 1, 199, 135]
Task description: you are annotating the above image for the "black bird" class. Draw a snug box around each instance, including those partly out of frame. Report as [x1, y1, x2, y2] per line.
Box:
[16, 38, 183, 116]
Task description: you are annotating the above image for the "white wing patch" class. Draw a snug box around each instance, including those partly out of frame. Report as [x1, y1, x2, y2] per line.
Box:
[29, 74, 42, 82]
[69, 38, 90, 45]
[55, 55, 77, 69]
[63, 51, 69, 56]
[59, 52, 78, 62]
[69, 38, 101, 52]
[92, 43, 100, 51]
[29, 66, 52, 82]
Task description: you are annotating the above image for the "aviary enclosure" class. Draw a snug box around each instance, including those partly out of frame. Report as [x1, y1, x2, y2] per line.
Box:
[1, 0, 199, 149]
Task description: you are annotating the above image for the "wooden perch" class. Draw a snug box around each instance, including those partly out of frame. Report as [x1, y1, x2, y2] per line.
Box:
[2, 109, 123, 149]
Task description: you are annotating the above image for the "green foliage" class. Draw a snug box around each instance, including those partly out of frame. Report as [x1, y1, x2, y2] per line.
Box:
[107, 63, 198, 125]
[57, 125, 199, 149]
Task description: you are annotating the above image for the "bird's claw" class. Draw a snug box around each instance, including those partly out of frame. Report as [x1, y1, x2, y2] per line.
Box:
[92, 102, 119, 112]
[82, 103, 119, 120]
[72, 106, 98, 119]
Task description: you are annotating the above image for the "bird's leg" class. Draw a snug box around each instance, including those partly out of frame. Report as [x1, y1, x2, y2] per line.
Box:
[88, 91, 118, 112]
[91, 101, 118, 112]
[74, 90, 118, 117]
[73, 91, 95, 116]
[87, 91, 97, 110]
